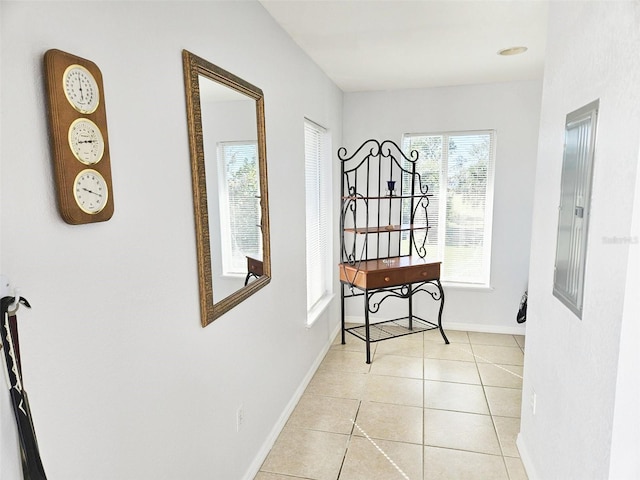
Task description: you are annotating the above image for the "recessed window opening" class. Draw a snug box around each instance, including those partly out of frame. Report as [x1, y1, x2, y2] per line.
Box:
[304, 119, 332, 315]
[402, 130, 496, 287]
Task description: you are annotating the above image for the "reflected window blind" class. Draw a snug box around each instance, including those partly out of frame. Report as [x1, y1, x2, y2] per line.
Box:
[403, 131, 496, 286]
[219, 141, 260, 274]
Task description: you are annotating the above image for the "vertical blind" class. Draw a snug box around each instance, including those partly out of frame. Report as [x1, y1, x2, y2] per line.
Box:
[403, 131, 496, 285]
[304, 120, 329, 310]
[219, 141, 261, 274]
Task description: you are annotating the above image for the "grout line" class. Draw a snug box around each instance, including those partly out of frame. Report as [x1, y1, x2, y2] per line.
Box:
[281, 332, 524, 480]
[495, 416, 514, 480]
[451, 344, 523, 379]
[470, 344, 503, 461]
[467, 340, 520, 480]
[350, 401, 362, 436]
[335, 400, 362, 480]
[350, 418, 411, 480]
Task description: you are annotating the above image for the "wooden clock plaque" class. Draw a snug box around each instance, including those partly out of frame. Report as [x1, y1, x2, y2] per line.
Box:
[44, 49, 114, 224]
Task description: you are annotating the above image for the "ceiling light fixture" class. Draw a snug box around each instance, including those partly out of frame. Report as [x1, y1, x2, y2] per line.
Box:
[498, 46, 528, 56]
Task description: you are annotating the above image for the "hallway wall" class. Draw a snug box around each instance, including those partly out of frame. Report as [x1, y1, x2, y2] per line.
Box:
[0, 2, 342, 479]
[519, 2, 640, 478]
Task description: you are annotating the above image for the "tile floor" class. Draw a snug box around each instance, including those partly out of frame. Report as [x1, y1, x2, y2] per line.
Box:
[255, 328, 527, 480]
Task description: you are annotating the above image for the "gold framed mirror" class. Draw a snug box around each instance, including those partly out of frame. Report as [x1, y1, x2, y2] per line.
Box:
[182, 50, 271, 326]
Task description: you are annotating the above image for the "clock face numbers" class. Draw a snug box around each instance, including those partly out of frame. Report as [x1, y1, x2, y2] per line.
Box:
[73, 169, 108, 214]
[63, 65, 99, 114]
[68, 118, 104, 165]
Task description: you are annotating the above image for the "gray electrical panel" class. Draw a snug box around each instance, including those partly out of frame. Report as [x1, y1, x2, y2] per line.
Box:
[553, 100, 599, 318]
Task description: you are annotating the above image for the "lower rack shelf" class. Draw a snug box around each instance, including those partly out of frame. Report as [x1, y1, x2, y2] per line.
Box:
[345, 315, 439, 343]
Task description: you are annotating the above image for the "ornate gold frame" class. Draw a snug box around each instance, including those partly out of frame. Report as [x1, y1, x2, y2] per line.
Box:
[182, 49, 271, 326]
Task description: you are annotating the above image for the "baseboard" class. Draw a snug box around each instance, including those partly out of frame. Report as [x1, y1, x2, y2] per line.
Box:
[446, 321, 526, 336]
[243, 322, 342, 480]
[517, 433, 539, 480]
[344, 315, 526, 336]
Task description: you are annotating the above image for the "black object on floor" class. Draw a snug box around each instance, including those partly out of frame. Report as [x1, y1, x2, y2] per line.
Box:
[517, 291, 527, 324]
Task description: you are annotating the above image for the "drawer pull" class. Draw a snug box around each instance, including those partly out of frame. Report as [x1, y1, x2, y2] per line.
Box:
[384, 276, 390, 282]
[421, 271, 428, 276]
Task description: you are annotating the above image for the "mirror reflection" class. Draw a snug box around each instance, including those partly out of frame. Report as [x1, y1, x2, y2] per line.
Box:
[199, 76, 263, 300]
[183, 50, 271, 326]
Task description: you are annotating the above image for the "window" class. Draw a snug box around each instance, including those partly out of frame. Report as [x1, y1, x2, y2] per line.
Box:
[402, 131, 496, 286]
[304, 119, 332, 314]
[218, 141, 261, 275]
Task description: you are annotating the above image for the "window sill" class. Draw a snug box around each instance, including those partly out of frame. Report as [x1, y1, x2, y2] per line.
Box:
[220, 273, 245, 279]
[441, 282, 494, 291]
[306, 293, 335, 328]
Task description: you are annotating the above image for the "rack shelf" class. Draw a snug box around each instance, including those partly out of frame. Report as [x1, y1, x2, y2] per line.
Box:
[342, 194, 433, 200]
[345, 316, 441, 343]
[343, 224, 430, 234]
[339, 139, 449, 363]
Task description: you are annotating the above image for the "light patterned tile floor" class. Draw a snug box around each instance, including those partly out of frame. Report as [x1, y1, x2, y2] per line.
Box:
[256, 329, 528, 480]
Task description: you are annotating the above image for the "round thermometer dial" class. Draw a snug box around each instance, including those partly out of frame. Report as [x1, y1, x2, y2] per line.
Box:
[63, 64, 100, 114]
[73, 169, 108, 214]
[68, 118, 104, 165]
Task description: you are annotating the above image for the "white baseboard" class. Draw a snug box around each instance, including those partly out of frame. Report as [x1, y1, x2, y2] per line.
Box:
[243, 322, 342, 480]
[517, 433, 539, 480]
[344, 315, 526, 336]
[446, 321, 526, 336]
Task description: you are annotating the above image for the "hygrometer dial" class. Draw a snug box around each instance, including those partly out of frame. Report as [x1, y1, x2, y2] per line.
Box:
[68, 118, 105, 165]
[73, 169, 108, 214]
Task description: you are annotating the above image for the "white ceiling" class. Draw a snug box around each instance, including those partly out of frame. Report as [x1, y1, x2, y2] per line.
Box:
[259, 0, 549, 92]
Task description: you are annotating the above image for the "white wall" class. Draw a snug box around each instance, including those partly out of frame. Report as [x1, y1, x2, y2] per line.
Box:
[609, 141, 640, 480]
[0, 2, 342, 479]
[343, 80, 542, 334]
[518, 2, 640, 479]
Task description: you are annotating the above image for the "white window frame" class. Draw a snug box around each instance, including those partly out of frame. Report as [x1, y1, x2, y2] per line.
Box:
[402, 130, 496, 287]
[304, 119, 333, 323]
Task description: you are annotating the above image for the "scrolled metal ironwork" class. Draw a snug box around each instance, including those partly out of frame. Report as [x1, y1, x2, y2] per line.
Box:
[410, 194, 431, 258]
[366, 285, 413, 313]
[340, 193, 368, 266]
[412, 280, 444, 301]
[412, 172, 430, 195]
[340, 139, 418, 175]
[365, 280, 442, 314]
[413, 244, 427, 258]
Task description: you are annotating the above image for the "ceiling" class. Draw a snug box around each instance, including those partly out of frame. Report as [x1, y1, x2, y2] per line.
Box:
[259, 0, 549, 92]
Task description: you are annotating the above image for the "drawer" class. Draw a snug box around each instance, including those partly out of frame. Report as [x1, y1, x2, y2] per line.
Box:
[365, 264, 440, 289]
[247, 257, 264, 276]
[340, 260, 440, 290]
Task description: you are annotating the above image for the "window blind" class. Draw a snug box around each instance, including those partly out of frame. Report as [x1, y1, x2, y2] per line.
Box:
[304, 120, 330, 310]
[403, 131, 496, 286]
